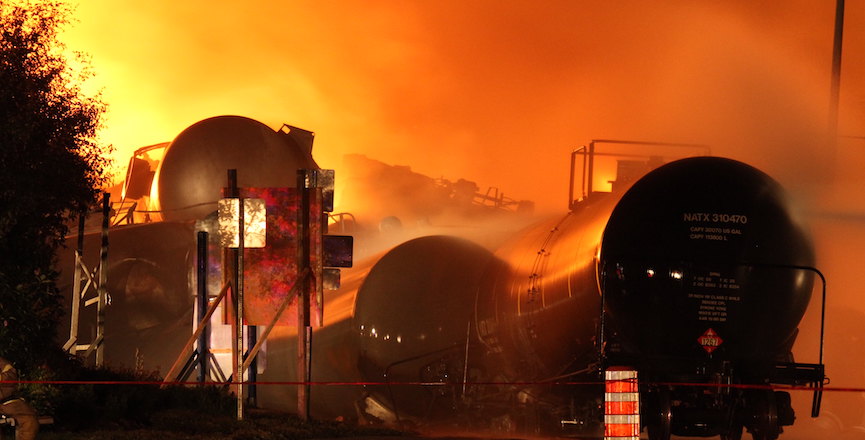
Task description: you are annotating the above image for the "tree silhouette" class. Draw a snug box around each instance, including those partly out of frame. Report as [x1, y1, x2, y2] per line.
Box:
[0, 0, 111, 372]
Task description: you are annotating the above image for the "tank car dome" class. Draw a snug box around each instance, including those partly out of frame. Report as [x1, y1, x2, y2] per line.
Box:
[354, 236, 494, 379]
[156, 115, 318, 222]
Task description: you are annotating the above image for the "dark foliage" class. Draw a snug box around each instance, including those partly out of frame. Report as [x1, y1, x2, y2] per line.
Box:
[0, 0, 110, 374]
[39, 365, 404, 440]
[40, 409, 406, 440]
[49, 365, 233, 430]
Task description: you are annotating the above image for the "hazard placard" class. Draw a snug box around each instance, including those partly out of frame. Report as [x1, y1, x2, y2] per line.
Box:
[698, 328, 723, 353]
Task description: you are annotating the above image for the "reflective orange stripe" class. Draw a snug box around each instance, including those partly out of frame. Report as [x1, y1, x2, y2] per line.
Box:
[605, 400, 638, 414]
[605, 422, 640, 437]
[605, 379, 638, 393]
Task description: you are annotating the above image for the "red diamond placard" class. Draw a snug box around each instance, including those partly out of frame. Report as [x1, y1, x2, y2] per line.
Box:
[698, 328, 723, 353]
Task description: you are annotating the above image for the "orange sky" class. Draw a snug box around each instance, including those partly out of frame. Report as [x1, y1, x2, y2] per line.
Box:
[62, 1, 864, 213]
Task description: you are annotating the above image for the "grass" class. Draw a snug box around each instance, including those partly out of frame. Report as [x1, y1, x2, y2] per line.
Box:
[37, 409, 406, 440]
[21, 365, 405, 440]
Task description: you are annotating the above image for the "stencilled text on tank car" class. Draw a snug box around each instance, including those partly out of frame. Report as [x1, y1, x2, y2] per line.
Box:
[683, 213, 748, 223]
[688, 271, 742, 322]
[684, 213, 747, 241]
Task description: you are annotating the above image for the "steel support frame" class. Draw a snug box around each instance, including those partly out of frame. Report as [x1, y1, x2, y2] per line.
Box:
[63, 193, 110, 367]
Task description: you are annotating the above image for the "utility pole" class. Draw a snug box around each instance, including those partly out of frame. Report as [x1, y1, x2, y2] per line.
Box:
[829, 0, 845, 145]
[196, 231, 209, 385]
[297, 169, 313, 421]
[227, 169, 245, 421]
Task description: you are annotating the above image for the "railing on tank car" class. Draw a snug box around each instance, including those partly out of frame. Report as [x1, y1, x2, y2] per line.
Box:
[596, 260, 827, 417]
[568, 140, 710, 210]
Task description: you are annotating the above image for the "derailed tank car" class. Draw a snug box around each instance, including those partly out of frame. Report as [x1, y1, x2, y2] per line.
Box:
[57, 115, 318, 372]
[600, 158, 820, 439]
[58, 123, 825, 440]
[353, 156, 825, 440]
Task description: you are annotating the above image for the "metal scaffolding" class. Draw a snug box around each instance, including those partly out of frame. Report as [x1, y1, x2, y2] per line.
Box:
[62, 193, 110, 366]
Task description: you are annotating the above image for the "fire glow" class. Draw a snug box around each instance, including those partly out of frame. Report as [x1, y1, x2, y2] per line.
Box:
[63, 2, 865, 214]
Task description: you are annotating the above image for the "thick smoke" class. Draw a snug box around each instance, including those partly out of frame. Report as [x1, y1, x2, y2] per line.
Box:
[62, 1, 865, 438]
[65, 1, 864, 211]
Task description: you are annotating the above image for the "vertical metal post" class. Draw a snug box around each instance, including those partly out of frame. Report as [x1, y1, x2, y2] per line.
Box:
[829, 0, 845, 144]
[568, 149, 577, 210]
[587, 141, 596, 196]
[297, 169, 312, 421]
[248, 317, 257, 405]
[96, 193, 109, 366]
[598, 262, 608, 364]
[227, 169, 244, 421]
[65, 213, 86, 353]
[196, 231, 209, 385]
[237, 180, 245, 420]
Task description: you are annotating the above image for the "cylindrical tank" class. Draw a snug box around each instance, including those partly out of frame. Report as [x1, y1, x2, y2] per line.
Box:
[474, 194, 619, 381]
[57, 116, 320, 373]
[600, 156, 814, 364]
[353, 236, 495, 419]
[57, 221, 196, 372]
[155, 115, 318, 222]
[475, 156, 815, 382]
[345, 156, 817, 432]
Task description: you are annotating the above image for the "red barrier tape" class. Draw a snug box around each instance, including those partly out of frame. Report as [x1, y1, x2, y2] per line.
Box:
[0, 380, 859, 393]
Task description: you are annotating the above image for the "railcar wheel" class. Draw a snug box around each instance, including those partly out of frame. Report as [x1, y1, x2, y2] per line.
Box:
[721, 423, 743, 440]
[721, 391, 744, 440]
[646, 388, 672, 440]
[748, 390, 780, 440]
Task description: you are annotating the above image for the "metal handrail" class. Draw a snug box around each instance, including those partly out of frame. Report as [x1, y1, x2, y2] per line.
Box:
[598, 260, 825, 364]
[569, 140, 709, 210]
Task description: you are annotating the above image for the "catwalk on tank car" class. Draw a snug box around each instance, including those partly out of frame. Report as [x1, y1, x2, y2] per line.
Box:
[352, 149, 826, 440]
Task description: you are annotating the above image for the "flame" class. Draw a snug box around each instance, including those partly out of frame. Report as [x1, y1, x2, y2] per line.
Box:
[61, 2, 865, 214]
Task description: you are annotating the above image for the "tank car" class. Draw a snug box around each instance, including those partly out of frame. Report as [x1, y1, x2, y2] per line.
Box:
[57, 115, 318, 372]
[352, 156, 825, 440]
